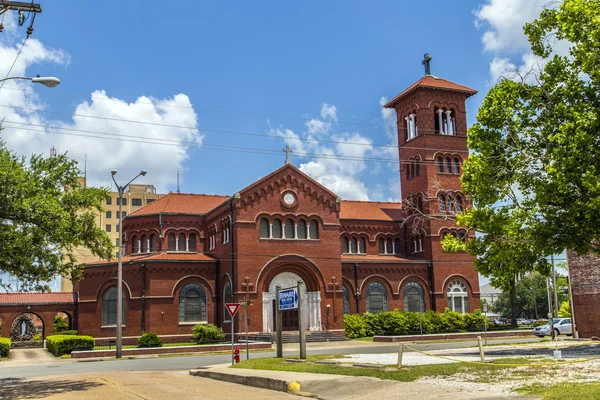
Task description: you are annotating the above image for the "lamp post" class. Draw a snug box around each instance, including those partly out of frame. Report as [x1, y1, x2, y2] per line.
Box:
[111, 169, 147, 359]
[0, 75, 60, 87]
[326, 304, 331, 342]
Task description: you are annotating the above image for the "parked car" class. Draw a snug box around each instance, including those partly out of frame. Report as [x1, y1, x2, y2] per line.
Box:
[533, 318, 572, 337]
[517, 318, 529, 325]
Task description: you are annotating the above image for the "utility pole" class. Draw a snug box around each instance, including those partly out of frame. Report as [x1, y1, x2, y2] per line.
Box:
[0, 1, 42, 17]
[551, 255, 559, 317]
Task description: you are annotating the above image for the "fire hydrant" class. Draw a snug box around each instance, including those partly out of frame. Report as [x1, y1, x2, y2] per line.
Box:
[233, 348, 240, 364]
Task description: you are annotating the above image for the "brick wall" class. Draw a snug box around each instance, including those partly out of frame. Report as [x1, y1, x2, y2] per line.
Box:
[567, 250, 600, 338]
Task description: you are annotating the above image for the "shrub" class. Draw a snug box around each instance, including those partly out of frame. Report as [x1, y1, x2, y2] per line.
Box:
[533, 320, 548, 327]
[46, 335, 95, 356]
[439, 309, 465, 332]
[363, 312, 385, 336]
[0, 337, 10, 358]
[32, 333, 42, 341]
[422, 310, 442, 333]
[137, 333, 163, 348]
[464, 309, 486, 331]
[343, 314, 367, 338]
[47, 330, 78, 336]
[53, 315, 69, 333]
[192, 324, 224, 343]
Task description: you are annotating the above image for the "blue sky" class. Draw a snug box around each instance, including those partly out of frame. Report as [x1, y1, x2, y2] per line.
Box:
[0, 1, 563, 289]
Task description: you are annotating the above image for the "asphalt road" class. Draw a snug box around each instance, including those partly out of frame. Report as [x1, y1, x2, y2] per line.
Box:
[0, 337, 544, 379]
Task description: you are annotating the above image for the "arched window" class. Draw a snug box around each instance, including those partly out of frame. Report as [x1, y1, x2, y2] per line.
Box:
[447, 109, 455, 135]
[394, 238, 401, 254]
[178, 233, 186, 251]
[366, 282, 388, 313]
[386, 238, 393, 254]
[260, 218, 270, 238]
[416, 160, 420, 176]
[188, 234, 197, 252]
[446, 157, 452, 173]
[179, 283, 207, 322]
[456, 196, 463, 212]
[437, 157, 444, 173]
[418, 196, 423, 212]
[132, 236, 139, 254]
[453, 158, 460, 174]
[448, 195, 455, 212]
[447, 280, 469, 314]
[342, 237, 349, 254]
[285, 219, 295, 239]
[359, 238, 366, 254]
[404, 282, 425, 313]
[223, 282, 232, 322]
[141, 234, 147, 253]
[406, 165, 410, 180]
[458, 230, 467, 242]
[410, 163, 415, 179]
[378, 238, 385, 254]
[434, 107, 441, 133]
[168, 233, 176, 251]
[149, 234, 156, 252]
[439, 195, 446, 212]
[343, 286, 351, 315]
[297, 220, 307, 239]
[346, 237, 355, 253]
[102, 286, 125, 326]
[309, 220, 319, 239]
[272, 219, 282, 238]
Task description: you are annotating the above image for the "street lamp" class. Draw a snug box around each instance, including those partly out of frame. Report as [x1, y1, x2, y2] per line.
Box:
[326, 304, 331, 342]
[0, 75, 60, 87]
[111, 169, 147, 359]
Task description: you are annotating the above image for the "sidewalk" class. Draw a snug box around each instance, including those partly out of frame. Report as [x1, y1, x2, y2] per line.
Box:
[189, 363, 541, 400]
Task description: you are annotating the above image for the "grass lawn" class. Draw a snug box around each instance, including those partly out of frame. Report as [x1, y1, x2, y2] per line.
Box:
[352, 337, 374, 342]
[232, 355, 539, 382]
[519, 382, 600, 399]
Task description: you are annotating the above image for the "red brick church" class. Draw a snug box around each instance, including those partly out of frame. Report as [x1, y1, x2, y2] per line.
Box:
[0, 64, 483, 340]
[72, 65, 481, 339]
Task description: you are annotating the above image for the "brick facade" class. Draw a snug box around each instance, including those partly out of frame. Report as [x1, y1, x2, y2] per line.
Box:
[70, 73, 481, 339]
[567, 250, 600, 338]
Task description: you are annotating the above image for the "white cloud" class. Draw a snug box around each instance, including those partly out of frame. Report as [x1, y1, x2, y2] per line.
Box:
[0, 17, 200, 193]
[475, 0, 570, 84]
[320, 103, 338, 122]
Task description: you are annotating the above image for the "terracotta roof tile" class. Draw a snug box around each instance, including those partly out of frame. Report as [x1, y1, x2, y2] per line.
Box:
[0, 292, 74, 305]
[128, 193, 230, 217]
[384, 75, 477, 108]
[340, 200, 404, 222]
[87, 252, 217, 266]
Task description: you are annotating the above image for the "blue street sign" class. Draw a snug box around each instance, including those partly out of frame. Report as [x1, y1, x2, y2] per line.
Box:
[278, 287, 298, 311]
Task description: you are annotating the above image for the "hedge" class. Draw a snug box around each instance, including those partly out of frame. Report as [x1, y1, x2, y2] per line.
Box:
[344, 309, 488, 338]
[47, 330, 78, 337]
[192, 324, 224, 343]
[137, 333, 163, 348]
[46, 335, 95, 356]
[0, 337, 10, 358]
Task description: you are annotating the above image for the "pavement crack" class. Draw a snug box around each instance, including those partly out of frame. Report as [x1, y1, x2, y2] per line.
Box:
[100, 377, 149, 399]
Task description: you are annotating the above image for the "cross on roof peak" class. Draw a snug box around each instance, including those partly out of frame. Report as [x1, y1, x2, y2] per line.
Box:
[283, 145, 292, 165]
[422, 53, 432, 75]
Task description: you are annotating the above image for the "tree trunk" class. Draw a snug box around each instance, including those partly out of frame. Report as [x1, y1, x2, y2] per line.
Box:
[510, 271, 518, 328]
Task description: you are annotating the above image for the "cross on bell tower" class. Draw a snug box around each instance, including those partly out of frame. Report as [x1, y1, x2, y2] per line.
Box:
[422, 53, 432, 76]
[283, 145, 292, 165]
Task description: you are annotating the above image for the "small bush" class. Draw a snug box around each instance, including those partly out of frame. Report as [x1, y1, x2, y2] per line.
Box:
[343, 314, 367, 338]
[32, 333, 42, 341]
[192, 324, 224, 343]
[0, 337, 10, 358]
[137, 333, 163, 348]
[533, 320, 548, 327]
[46, 335, 95, 356]
[47, 330, 78, 336]
[464, 309, 486, 331]
[53, 316, 69, 333]
[363, 312, 385, 336]
[439, 309, 465, 332]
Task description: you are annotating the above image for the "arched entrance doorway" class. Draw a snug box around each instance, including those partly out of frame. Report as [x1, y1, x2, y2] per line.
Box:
[10, 313, 44, 348]
[262, 271, 322, 332]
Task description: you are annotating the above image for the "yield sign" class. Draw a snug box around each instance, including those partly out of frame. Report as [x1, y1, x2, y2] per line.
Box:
[225, 303, 241, 318]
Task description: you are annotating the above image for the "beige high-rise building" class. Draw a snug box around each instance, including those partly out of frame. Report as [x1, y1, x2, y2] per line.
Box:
[61, 178, 165, 291]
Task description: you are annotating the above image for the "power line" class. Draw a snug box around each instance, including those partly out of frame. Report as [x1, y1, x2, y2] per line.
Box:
[2, 120, 469, 166]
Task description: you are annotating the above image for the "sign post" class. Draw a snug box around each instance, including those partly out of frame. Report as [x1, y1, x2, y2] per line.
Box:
[275, 286, 283, 358]
[298, 281, 306, 359]
[225, 303, 241, 365]
[483, 303, 488, 345]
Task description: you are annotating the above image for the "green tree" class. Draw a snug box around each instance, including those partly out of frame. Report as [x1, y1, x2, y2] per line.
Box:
[492, 273, 562, 320]
[443, 0, 600, 316]
[0, 133, 112, 291]
[558, 300, 571, 318]
[52, 315, 69, 333]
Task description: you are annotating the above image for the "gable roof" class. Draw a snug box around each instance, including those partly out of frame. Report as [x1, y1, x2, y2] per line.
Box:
[340, 200, 403, 222]
[0, 292, 74, 306]
[128, 193, 230, 217]
[384, 75, 478, 108]
[236, 163, 339, 202]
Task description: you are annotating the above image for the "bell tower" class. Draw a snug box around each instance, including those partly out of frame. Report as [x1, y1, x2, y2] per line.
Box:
[384, 55, 479, 312]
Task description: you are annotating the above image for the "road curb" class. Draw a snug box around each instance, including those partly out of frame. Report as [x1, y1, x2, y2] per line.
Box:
[189, 369, 289, 393]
